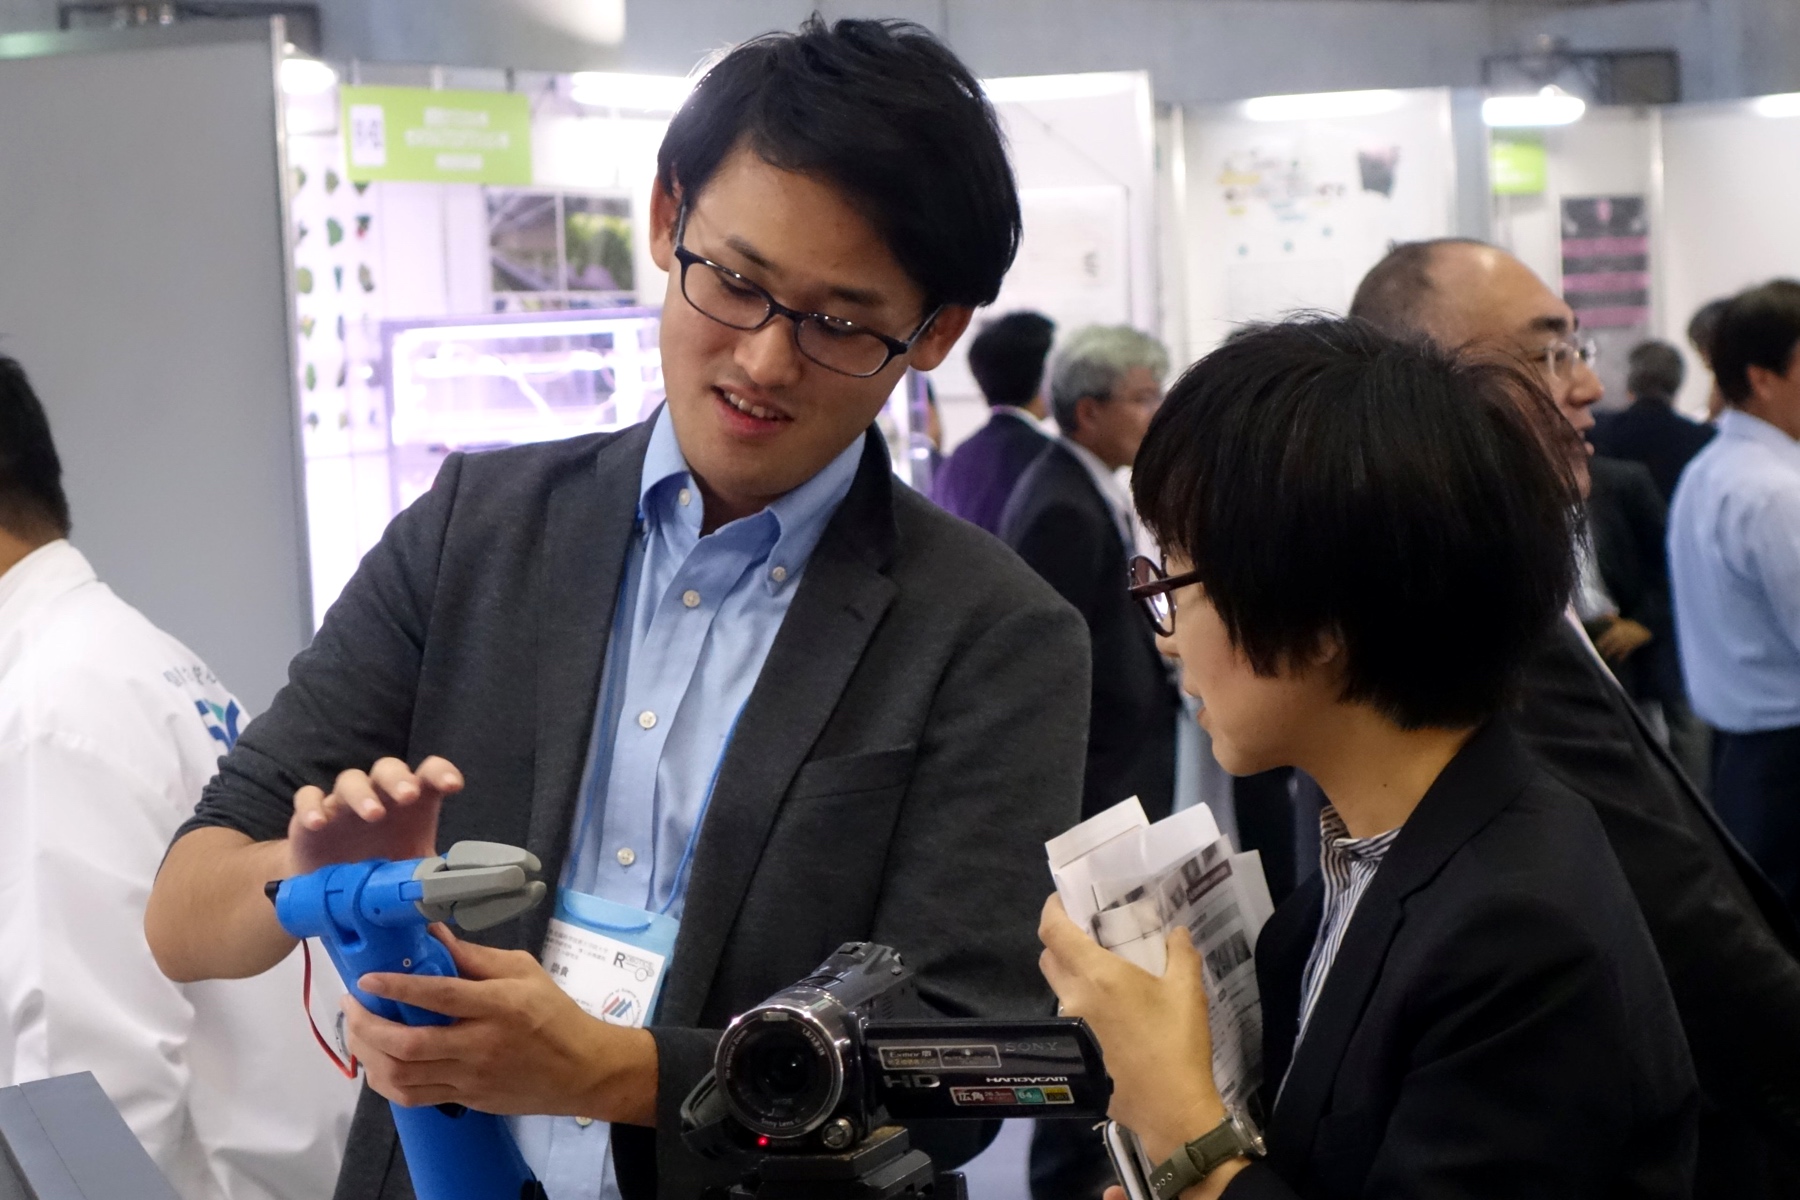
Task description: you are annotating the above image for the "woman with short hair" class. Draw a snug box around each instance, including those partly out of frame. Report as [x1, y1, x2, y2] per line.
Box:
[1039, 318, 1697, 1199]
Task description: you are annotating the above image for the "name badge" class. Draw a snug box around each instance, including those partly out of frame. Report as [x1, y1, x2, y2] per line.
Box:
[541, 889, 679, 1029]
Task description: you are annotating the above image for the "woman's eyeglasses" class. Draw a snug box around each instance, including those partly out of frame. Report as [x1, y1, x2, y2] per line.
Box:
[1127, 555, 1204, 637]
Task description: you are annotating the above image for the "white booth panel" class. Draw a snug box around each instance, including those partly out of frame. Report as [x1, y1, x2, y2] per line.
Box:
[0, 23, 308, 713]
[1661, 102, 1800, 417]
[1179, 88, 1457, 357]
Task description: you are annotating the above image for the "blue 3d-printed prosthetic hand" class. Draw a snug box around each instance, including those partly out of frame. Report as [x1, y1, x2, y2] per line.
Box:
[269, 842, 550, 1200]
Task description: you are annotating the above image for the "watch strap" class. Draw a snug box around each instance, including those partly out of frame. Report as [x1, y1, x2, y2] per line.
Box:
[1147, 1116, 1254, 1200]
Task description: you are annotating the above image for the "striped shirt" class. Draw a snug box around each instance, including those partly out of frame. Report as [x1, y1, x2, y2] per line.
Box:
[1295, 806, 1404, 1044]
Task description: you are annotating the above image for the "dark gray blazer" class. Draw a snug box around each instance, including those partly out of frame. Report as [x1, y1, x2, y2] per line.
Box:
[176, 421, 1090, 1199]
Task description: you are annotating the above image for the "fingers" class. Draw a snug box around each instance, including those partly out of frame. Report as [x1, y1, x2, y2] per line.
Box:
[291, 756, 465, 832]
[357, 972, 499, 1021]
[439, 931, 533, 982]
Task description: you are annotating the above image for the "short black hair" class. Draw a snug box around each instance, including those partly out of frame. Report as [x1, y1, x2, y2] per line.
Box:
[1626, 340, 1685, 401]
[1686, 297, 1731, 364]
[656, 16, 1020, 310]
[1348, 237, 1491, 337]
[1712, 280, 1800, 406]
[967, 311, 1055, 408]
[0, 355, 71, 541]
[1132, 318, 1580, 730]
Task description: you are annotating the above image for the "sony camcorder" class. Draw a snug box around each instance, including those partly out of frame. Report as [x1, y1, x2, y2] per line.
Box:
[682, 942, 1111, 1183]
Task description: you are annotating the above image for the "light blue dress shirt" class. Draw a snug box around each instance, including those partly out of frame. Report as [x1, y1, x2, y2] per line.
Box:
[509, 407, 864, 1200]
[1668, 408, 1800, 732]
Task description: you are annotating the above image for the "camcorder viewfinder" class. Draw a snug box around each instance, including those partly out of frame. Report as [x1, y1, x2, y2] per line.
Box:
[682, 942, 1111, 1198]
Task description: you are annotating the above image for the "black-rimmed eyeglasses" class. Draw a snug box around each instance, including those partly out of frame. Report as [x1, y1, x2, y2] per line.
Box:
[671, 208, 941, 379]
[1127, 555, 1204, 637]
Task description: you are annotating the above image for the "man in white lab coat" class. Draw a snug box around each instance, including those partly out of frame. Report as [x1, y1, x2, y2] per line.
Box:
[0, 354, 355, 1199]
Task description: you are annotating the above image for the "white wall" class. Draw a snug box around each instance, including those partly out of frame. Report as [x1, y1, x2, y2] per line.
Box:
[1178, 89, 1459, 355]
[1660, 101, 1800, 415]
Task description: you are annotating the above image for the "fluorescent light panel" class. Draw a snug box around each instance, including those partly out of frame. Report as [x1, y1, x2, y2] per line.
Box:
[1752, 92, 1800, 118]
[1240, 89, 1406, 122]
[280, 56, 338, 96]
[568, 71, 694, 111]
[1482, 87, 1586, 128]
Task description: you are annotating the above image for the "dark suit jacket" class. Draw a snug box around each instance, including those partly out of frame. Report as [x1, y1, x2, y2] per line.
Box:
[1587, 455, 1682, 705]
[1511, 619, 1800, 1164]
[177, 422, 1091, 1199]
[1590, 395, 1716, 504]
[929, 408, 1051, 535]
[1227, 721, 1697, 1199]
[1000, 441, 1179, 821]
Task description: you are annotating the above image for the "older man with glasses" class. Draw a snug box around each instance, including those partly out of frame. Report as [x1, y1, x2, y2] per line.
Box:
[1347, 239, 1800, 1198]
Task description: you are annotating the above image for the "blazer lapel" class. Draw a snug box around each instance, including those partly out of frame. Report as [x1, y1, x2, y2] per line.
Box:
[519, 423, 653, 952]
[1257, 878, 1321, 1116]
[1268, 721, 1532, 1168]
[658, 431, 899, 1025]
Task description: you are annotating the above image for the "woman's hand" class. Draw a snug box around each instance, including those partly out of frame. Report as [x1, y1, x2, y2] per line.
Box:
[1038, 894, 1226, 1162]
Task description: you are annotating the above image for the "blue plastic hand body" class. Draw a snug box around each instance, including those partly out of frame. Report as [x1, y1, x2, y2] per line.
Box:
[274, 858, 542, 1200]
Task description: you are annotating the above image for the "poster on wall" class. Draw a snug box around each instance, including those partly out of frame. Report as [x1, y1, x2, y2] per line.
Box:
[1184, 91, 1457, 351]
[341, 86, 533, 186]
[1561, 196, 1650, 402]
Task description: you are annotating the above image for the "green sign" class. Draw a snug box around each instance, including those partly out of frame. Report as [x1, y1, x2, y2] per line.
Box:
[341, 86, 532, 185]
[1490, 133, 1547, 196]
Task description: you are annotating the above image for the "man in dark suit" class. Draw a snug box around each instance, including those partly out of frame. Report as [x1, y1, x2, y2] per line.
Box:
[1591, 339, 1715, 502]
[145, 20, 1089, 1200]
[1583, 455, 1679, 709]
[1002, 324, 1180, 825]
[1001, 324, 1181, 1200]
[929, 310, 1055, 534]
[1351, 239, 1800, 1196]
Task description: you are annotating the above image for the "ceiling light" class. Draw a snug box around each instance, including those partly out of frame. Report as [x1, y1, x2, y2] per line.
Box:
[1751, 92, 1800, 118]
[1239, 89, 1406, 122]
[279, 56, 338, 97]
[1482, 86, 1586, 128]
[982, 73, 1140, 104]
[568, 72, 694, 112]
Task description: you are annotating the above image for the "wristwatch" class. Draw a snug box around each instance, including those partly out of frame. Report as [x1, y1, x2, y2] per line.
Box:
[1147, 1108, 1266, 1200]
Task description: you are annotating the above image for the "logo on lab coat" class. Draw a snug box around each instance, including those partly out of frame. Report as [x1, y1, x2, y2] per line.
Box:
[196, 699, 244, 751]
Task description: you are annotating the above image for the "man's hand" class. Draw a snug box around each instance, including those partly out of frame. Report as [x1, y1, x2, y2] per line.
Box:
[345, 928, 658, 1125]
[289, 755, 461, 874]
[1040, 896, 1250, 1198]
[1594, 617, 1654, 663]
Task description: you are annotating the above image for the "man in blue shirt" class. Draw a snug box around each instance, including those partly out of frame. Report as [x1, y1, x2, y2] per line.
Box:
[148, 19, 1089, 1200]
[1670, 280, 1800, 920]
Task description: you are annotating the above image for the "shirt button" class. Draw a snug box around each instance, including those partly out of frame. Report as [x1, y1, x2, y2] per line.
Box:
[575, 1116, 594, 1128]
[637, 710, 657, 730]
[616, 847, 637, 867]
[677, 488, 692, 507]
[682, 589, 701, 608]
[770, 565, 788, 583]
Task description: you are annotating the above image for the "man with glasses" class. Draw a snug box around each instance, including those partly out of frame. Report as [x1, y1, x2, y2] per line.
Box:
[1350, 240, 1800, 1198]
[146, 18, 1089, 1200]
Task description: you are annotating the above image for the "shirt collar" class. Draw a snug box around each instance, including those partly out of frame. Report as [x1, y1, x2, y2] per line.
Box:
[1318, 803, 1404, 865]
[0, 540, 95, 628]
[637, 405, 865, 590]
[1717, 407, 1800, 462]
[1058, 435, 1136, 539]
[991, 406, 1048, 433]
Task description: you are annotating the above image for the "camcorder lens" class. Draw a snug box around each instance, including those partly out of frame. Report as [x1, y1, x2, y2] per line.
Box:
[724, 1020, 839, 1135]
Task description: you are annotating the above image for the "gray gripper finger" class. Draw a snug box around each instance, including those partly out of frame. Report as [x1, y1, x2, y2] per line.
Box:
[445, 841, 543, 878]
[415, 864, 526, 906]
[453, 880, 548, 932]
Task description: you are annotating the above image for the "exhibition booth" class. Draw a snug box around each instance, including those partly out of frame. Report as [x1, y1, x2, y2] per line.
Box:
[2, 17, 1798, 707]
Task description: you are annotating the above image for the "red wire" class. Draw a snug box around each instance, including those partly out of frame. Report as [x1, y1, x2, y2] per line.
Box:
[302, 939, 361, 1080]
